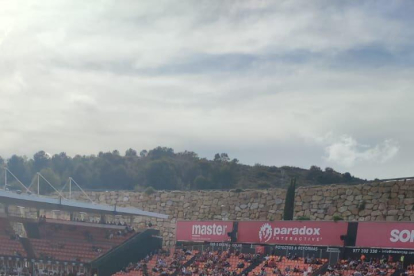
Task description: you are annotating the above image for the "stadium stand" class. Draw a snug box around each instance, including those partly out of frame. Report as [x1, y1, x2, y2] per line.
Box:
[25, 219, 136, 263]
[27, 220, 135, 262]
[406, 264, 414, 276]
[0, 217, 27, 258]
[325, 258, 398, 276]
[113, 248, 197, 276]
[3, 187, 414, 276]
[188, 249, 253, 275]
[113, 248, 263, 276]
[111, 248, 329, 276]
[0, 215, 163, 276]
[249, 256, 326, 276]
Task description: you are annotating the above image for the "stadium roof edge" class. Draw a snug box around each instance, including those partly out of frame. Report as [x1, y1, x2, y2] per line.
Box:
[0, 190, 168, 219]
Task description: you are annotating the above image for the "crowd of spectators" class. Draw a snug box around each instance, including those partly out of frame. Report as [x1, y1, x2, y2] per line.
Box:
[115, 248, 195, 276]
[71, 217, 133, 228]
[0, 262, 88, 276]
[249, 255, 324, 276]
[405, 264, 414, 276]
[87, 245, 414, 276]
[38, 217, 134, 244]
[114, 248, 262, 276]
[0, 264, 30, 276]
[40, 214, 136, 230]
[326, 256, 399, 276]
[152, 248, 193, 275]
[186, 250, 260, 276]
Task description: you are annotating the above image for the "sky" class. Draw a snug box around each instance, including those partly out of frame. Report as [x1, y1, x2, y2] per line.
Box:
[0, 0, 413, 180]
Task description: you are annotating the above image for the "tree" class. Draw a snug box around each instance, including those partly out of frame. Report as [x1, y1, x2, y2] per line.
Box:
[178, 151, 198, 159]
[145, 160, 178, 190]
[125, 148, 137, 157]
[220, 153, 230, 162]
[101, 165, 134, 190]
[193, 175, 212, 190]
[214, 153, 221, 162]
[283, 178, 296, 220]
[72, 164, 92, 188]
[212, 166, 235, 189]
[147, 147, 174, 159]
[51, 152, 71, 177]
[214, 153, 230, 162]
[0, 147, 364, 192]
[343, 172, 352, 182]
[7, 155, 31, 184]
[33, 151, 50, 172]
[306, 165, 323, 182]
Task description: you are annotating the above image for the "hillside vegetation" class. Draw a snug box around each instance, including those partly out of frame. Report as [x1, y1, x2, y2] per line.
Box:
[0, 147, 364, 192]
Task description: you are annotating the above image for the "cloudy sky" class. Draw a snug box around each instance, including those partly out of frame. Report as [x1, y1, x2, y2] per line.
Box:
[0, 0, 413, 180]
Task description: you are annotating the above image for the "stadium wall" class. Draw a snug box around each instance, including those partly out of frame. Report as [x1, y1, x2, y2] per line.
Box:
[7, 179, 414, 246]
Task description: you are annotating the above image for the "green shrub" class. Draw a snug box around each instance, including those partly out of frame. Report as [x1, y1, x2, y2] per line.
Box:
[257, 182, 272, 189]
[144, 186, 156, 195]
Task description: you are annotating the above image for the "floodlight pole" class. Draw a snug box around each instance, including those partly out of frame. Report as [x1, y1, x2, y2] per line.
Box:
[37, 174, 40, 195]
[69, 177, 95, 204]
[4, 168, 7, 190]
[37, 173, 66, 199]
[3, 168, 31, 193]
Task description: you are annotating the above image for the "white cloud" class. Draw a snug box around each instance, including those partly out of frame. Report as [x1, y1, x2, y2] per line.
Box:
[0, 1, 412, 179]
[324, 136, 399, 167]
[69, 94, 97, 109]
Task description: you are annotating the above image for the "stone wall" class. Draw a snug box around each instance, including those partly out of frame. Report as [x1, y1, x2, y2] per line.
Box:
[294, 179, 414, 222]
[13, 179, 414, 247]
[73, 188, 287, 246]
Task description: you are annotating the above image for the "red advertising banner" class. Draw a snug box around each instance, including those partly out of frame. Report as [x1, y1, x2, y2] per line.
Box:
[237, 221, 348, 246]
[176, 221, 233, 242]
[356, 222, 414, 249]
